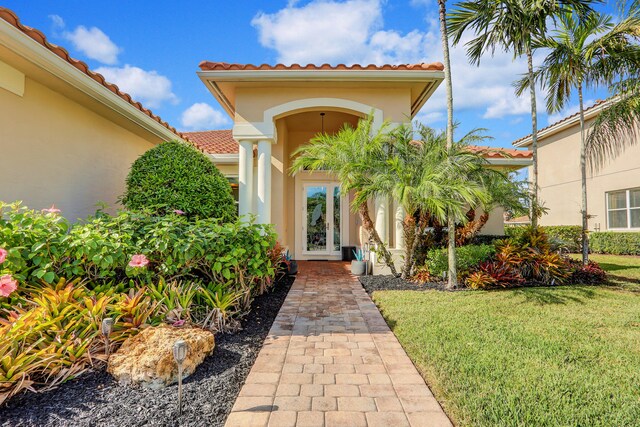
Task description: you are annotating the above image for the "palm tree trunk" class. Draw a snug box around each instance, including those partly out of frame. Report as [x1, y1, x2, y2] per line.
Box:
[526, 43, 540, 230]
[357, 201, 398, 276]
[401, 214, 416, 279]
[438, 0, 457, 289]
[578, 83, 589, 265]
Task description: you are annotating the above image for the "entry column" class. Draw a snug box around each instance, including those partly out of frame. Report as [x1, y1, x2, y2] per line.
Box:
[256, 139, 273, 225]
[238, 140, 255, 218]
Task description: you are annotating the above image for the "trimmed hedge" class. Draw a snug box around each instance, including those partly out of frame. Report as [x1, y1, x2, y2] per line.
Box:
[121, 141, 236, 220]
[425, 244, 496, 277]
[590, 232, 640, 255]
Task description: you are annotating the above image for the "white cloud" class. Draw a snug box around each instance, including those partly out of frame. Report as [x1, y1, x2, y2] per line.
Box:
[180, 103, 230, 130]
[49, 15, 121, 65]
[253, 0, 545, 120]
[95, 65, 178, 108]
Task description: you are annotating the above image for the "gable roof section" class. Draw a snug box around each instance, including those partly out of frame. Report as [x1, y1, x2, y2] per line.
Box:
[512, 99, 612, 147]
[0, 7, 186, 142]
[197, 62, 445, 119]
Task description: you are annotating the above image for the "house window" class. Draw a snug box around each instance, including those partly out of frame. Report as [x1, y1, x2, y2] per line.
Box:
[607, 188, 640, 229]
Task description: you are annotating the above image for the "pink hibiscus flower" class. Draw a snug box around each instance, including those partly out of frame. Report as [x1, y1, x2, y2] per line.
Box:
[0, 274, 18, 297]
[42, 204, 61, 214]
[173, 209, 185, 215]
[128, 254, 150, 268]
[0, 248, 7, 264]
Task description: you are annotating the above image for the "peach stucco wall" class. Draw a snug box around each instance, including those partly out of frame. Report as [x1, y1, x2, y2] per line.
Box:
[532, 118, 640, 230]
[0, 75, 158, 221]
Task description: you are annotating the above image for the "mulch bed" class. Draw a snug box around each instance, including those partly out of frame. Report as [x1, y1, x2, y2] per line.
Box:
[0, 275, 295, 427]
[359, 274, 451, 294]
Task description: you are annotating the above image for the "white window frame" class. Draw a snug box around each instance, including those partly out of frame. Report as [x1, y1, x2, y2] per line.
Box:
[606, 187, 640, 230]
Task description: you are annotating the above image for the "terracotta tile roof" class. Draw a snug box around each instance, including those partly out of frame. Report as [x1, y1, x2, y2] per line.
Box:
[187, 130, 533, 160]
[512, 99, 610, 146]
[199, 62, 445, 72]
[183, 130, 238, 154]
[0, 7, 186, 141]
[468, 146, 533, 159]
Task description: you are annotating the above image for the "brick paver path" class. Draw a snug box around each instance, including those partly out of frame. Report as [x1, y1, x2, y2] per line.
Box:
[225, 261, 452, 427]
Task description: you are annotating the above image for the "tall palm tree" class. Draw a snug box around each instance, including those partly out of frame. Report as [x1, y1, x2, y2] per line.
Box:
[448, 0, 596, 230]
[289, 116, 399, 276]
[437, 0, 459, 288]
[515, 8, 640, 265]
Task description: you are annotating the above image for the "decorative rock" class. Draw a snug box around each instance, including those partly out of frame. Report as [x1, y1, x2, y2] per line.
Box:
[108, 325, 215, 389]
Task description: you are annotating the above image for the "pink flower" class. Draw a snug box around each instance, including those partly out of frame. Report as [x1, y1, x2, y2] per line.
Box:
[0, 275, 17, 297]
[42, 204, 61, 214]
[173, 209, 185, 215]
[0, 248, 7, 264]
[172, 320, 186, 327]
[128, 254, 150, 268]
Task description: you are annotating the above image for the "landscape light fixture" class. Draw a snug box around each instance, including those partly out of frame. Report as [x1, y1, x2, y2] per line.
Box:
[320, 112, 325, 134]
[101, 318, 114, 358]
[173, 340, 188, 416]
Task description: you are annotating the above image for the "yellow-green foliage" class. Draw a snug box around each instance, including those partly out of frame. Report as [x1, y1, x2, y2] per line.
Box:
[0, 279, 110, 404]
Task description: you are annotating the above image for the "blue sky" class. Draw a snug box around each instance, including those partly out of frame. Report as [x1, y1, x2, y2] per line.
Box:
[4, 0, 615, 149]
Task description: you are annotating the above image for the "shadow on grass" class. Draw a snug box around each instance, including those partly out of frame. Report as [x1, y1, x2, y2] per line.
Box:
[598, 262, 640, 273]
[511, 286, 598, 305]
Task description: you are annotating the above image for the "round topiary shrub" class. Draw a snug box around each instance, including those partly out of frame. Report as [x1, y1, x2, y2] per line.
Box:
[121, 141, 236, 220]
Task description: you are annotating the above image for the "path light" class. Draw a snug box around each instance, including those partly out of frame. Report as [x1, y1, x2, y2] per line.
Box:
[173, 340, 188, 416]
[102, 318, 114, 358]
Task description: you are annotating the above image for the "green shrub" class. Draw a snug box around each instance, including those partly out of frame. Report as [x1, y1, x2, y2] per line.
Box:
[0, 201, 69, 284]
[425, 244, 496, 277]
[590, 232, 640, 255]
[120, 141, 236, 220]
[0, 203, 277, 306]
[506, 225, 582, 252]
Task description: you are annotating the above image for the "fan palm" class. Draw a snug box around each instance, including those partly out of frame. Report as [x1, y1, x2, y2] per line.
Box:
[289, 115, 399, 276]
[448, 0, 596, 229]
[515, 7, 640, 264]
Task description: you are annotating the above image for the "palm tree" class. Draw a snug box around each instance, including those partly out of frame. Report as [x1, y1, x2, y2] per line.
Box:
[448, 0, 596, 230]
[515, 8, 640, 265]
[289, 115, 399, 276]
[370, 123, 523, 279]
[437, 0, 460, 288]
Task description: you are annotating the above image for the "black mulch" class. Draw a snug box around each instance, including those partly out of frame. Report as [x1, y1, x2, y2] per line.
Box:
[358, 274, 450, 294]
[0, 275, 295, 427]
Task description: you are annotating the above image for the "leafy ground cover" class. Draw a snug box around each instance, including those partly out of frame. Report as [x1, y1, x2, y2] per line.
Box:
[369, 255, 640, 427]
[0, 274, 294, 427]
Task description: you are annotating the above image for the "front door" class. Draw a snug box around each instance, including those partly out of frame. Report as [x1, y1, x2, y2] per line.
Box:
[302, 183, 342, 256]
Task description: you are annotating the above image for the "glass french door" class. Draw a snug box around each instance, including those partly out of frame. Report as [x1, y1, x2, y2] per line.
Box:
[302, 183, 341, 255]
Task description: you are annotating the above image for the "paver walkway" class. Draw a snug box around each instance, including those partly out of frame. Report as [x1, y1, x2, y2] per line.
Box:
[226, 261, 452, 427]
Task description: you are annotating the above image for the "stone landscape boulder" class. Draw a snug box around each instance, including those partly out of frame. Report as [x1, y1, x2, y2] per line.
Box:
[108, 325, 215, 389]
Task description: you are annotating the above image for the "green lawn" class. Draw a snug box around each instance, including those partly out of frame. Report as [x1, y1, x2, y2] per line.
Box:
[372, 254, 640, 427]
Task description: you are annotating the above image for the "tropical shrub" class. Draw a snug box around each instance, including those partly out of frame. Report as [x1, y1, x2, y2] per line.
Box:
[590, 231, 640, 255]
[120, 141, 236, 220]
[567, 259, 607, 285]
[0, 204, 277, 301]
[424, 244, 496, 278]
[0, 202, 69, 284]
[0, 279, 112, 404]
[506, 225, 582, 252]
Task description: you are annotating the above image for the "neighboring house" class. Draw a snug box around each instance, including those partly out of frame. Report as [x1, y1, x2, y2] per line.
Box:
[0, 8, 185, 220]
[513, 99, 640, 232]
[189, 62, 532, 261]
